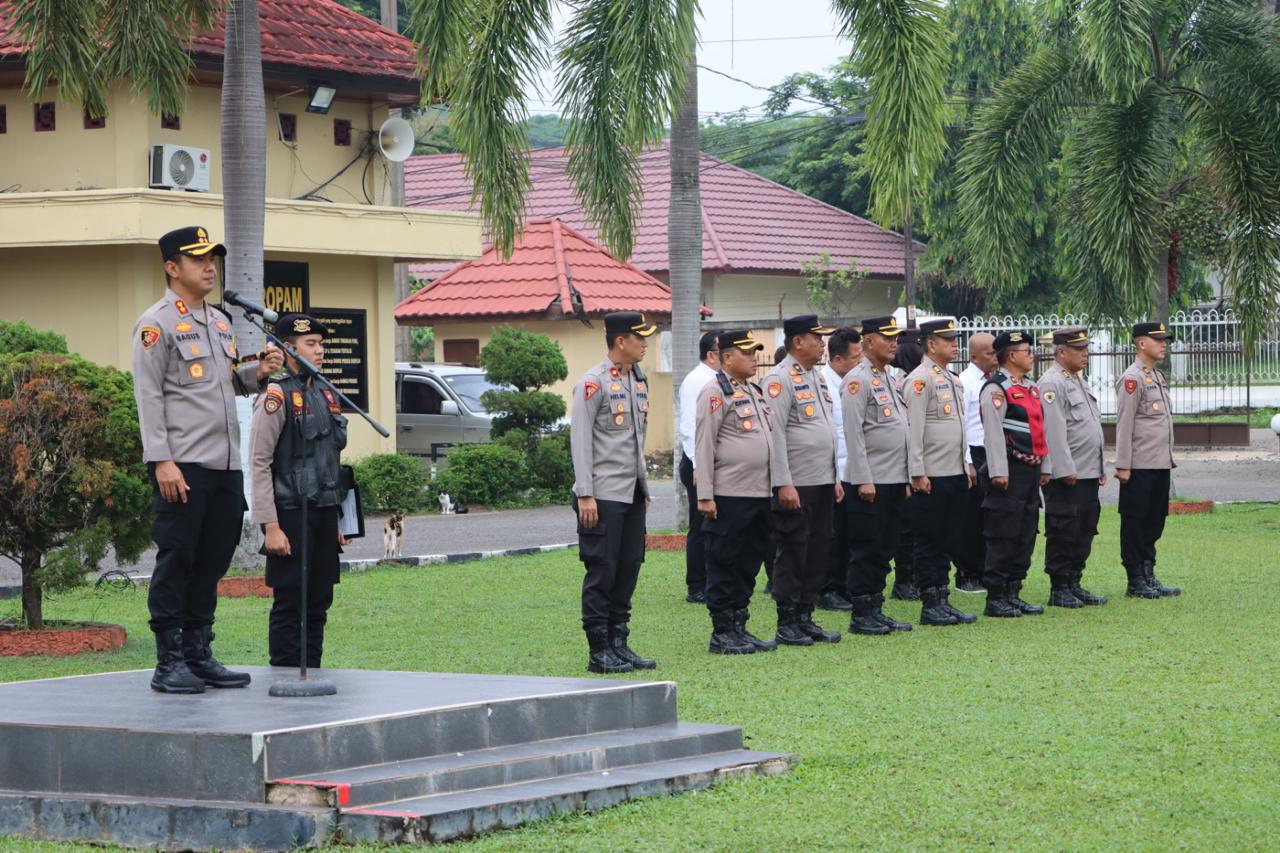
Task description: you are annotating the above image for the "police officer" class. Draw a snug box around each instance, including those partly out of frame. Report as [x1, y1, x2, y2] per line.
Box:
[956, 332, 997, 593]
[979, 330, 1050, 618]
[677, 331, 720, 604]
[695, 331, 777, 654]
[132, 226, 283, 693]
[570, 311, 657, 673]
[818, 327, 862, 612]
[1115, 321, 1180, 598]
[903, 319, 978, 626]
[840, 316, 912, 635]
[764, 314, 843, 646]
[889, 329, 925, 601]
[1040, 327, 1108, 608]
[248, 314, 349, 667]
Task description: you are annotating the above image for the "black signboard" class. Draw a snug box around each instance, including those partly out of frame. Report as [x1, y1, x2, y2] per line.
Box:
[309, 306, 369, 413]
[263, 261, 310, 315]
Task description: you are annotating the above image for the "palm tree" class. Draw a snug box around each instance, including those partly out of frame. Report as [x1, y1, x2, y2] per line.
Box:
[958, 0, 1280, 349]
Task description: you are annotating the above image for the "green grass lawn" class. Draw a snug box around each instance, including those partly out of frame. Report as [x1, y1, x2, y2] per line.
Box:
[4, 503, 1280, 851]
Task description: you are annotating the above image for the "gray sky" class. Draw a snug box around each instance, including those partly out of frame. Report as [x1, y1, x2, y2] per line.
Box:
[527, 0, 852, 119]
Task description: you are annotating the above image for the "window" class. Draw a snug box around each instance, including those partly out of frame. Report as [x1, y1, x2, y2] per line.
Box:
[278, 113, 297, 143]
[34, 102, 55, 132]
[443, 374, 507, 413]
[83, 110, 106, 130]
[401, 378, 445, 415]
[333, 118, 352, 146]
[161, 114, 181, 130]
[442, 338, 480, 366]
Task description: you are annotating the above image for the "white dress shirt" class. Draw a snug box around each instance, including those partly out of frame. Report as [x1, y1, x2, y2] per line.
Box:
[821, 362, 849, 479]
[679, 361, 718, 465]
[959, 362, 987, 464]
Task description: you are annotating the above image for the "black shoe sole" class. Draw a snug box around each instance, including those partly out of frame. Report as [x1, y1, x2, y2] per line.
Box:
[151, 681, 205, 694]
[775, 635, 814, 646]
[847, 625, 892, 635]
[623, 660, 657, 670]
[984, 609, 1022, 618]
[1047, 600, 1084, 609]
[709, 644, 756, 655]
[587, 664, 634, 674]
[1125, 590, 1163, 599]
[921, 617, 961, 626]
[200, 678, 252, 688]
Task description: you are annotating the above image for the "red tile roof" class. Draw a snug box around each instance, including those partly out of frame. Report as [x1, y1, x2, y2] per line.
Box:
[0, 0, 418, 83]
[396, 218, 704, 322]
[404, 145, 923, 281]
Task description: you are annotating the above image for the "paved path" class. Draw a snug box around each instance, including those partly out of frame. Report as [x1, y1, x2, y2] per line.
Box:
[2, 434, 1276, 589]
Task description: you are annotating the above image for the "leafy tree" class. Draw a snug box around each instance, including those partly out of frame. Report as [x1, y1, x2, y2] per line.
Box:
[959, 0, 1280, 348]
[801, 253, 872, 322]
[0, 352, 150, 629]
[0, 320, 68, 356]
[477, 325, 568, 441]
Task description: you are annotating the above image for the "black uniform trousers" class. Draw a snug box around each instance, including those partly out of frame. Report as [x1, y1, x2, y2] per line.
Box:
[1119, 469, 1170, 570]
[954, 446, 987, 582]
[1043, 478, 1101, 580]
[267, 505, 341, 668]
[771, 484, 835, 607]
[895, 496, 915, 583]
[703, 496, 772, 613]
[910, 474, 969, 589]
[823, 490, 851, 595]
[574, 485, 646, 631]
[982, 463, 1042, 587]
[844, 483, 906, 596]
[147, 463, 245, 633]
[678, 453, 706, 595]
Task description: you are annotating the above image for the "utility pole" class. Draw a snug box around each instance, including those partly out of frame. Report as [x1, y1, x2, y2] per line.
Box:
[382, 0, 412, 362]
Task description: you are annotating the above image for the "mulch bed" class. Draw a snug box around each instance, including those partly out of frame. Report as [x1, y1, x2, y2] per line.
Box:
[646, 534, 687, 551]
[0, 621, 127, 657]
[218, 576, 272, 598]
[1169, 500, 1214, 515]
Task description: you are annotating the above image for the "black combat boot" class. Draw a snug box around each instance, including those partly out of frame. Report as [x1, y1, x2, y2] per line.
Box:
[939, 588, 978, 624]
[1125, 564, 1161, 598]
[1070, 571, 1107, 605]
[870, 593, 912, 631]
[685, 589, 706, 604]
[1047, 576, 1085, 609]
[920, 586, 959, 626]
[609, 623, 656, 670]
[709, 610, 756, 655]
[817, 590, 853, 611]
[1010, 582, 1044, 615]
[182, 626, 252, 688]
[735, 608, 777, 652]
[797, 607, 841, 643]
[984, 582, 1023, 618]
[955, 573, 985, 594]
[889, 572, 920, 601]
[847, 594, 892, 635]
[152, 628, 206, 694]
[1144, 562, 1181, 597]
[774, 602, 814, 646]
[586, 626, 633, 674]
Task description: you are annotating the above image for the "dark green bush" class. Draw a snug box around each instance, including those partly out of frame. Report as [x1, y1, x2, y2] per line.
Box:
[528, 429, 573, 498]
[0, 320, 69, 355]
[432, 443, 529, 506]
[353, 453, 428, 513]
[478, 325, 568, 392]
[480, 388, 566, 440]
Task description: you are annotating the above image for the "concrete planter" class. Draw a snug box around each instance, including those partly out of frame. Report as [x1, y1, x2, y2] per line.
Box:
[0, 621, 127, 657]
[1169, 500, 1214, 515]
[218, 575, 272, 598]
[646, 533, 687, 551]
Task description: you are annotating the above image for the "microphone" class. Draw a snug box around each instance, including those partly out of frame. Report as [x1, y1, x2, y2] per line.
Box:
[223, 290, 280, 324]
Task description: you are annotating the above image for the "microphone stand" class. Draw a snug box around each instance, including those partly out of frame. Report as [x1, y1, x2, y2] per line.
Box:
[234, 310, 389, 699]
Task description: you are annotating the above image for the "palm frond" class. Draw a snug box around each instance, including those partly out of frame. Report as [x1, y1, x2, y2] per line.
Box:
[830, 0, 949, 228]
[9, 0, 109, 116]
[1079, 0, 1155, 101]
[557, 0, 697, 259]
[406, 0, 475, 104]
[957, 47, 1080, 297]
[102, 0, 219, 117]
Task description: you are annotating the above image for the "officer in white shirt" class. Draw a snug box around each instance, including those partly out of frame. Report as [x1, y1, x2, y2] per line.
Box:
[677, 331, 721, 603]
[817, 328, 862, 612]
[955, 332, 996, 593]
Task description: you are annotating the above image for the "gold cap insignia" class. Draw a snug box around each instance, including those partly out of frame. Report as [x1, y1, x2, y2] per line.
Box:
[293, 318, 312, 334]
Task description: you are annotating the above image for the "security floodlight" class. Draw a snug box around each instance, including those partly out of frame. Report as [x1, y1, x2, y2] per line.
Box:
[306, 84, 337, 114]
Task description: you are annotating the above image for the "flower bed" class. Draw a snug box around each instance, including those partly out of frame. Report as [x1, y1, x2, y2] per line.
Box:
[218, 576, 272, 598]
[0, 621, 127, 657]
[1169, 500, 1214, 515]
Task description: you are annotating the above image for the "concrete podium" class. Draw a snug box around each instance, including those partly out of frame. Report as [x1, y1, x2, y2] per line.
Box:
[0, 667, 791, 850]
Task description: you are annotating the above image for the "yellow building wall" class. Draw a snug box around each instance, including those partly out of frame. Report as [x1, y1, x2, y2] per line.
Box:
[428, 319, 675, 453]
[0, 246, 397, 460]
[0, 82, 392, 204]
[698, 272, 904, 325]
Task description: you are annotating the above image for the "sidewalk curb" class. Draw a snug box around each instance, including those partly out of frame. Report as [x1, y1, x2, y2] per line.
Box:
[0, 543, 580, 600]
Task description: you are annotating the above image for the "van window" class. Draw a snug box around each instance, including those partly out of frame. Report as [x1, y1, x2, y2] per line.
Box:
[444, 374, 506, 413]
[401, 378, 445, 415]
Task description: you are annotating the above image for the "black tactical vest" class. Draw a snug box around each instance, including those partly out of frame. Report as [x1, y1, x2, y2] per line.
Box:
[272, 375, 348, 510]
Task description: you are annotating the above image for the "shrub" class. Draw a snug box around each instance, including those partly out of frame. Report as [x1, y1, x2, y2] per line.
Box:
[528, 429, 573, 498]
[431, 443, 529, 506]
[0, 320, 69, 356]
[478, 326, 568, 442]
[353, 453, 428, 513]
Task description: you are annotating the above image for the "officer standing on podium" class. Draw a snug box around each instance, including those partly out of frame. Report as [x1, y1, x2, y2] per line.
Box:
[570, 312, 658, 674]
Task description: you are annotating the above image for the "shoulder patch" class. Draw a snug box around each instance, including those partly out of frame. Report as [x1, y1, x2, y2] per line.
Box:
[139, 325, 161, 350]
[710, 396, 723, 413]
[847, 380, 860, 395]
[767, 381, 782, 398]
[1042, 390, 1056, 403]
[583, 381, 600, 400]
[263, 386, 285, 415]
[991, 390, 1005, 410]
[1124, 378, 1138, 394]
[913, 379, 926, 396]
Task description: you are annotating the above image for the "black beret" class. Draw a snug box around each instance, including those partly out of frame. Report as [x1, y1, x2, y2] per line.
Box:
[993, 330, 1032, 351]
[274, 313, 330, 339]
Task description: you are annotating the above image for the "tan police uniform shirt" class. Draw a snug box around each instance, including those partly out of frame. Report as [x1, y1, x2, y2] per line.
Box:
[840, 360, 909, 485]
[903, 359, 967, 477]
[1114, 359, 1174, 471]
[1039, 362, 1105, 480]
[132, 289, 262, 469]
[694, 374, 773, 499]
[763, 354, 838, 488]
[570, 358, 650, 503]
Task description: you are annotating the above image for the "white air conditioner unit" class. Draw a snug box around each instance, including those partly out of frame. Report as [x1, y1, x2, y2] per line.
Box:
[149, 144, 212, 192]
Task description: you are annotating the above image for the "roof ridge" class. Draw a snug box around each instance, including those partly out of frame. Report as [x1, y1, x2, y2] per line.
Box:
[700, 205, 729, 270]
[550, 218, 576, 317]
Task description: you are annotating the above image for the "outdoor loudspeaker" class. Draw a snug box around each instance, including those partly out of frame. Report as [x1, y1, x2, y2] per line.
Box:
[377, 117, 415, 162]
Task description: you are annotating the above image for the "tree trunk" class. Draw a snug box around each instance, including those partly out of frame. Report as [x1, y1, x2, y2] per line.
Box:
[668, 51, 702, 531]
[1154, 248, 1170, 326]
[20, 546, 42, 630]
[382, 0, 413, 362]
[903, 198, 917, 328]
